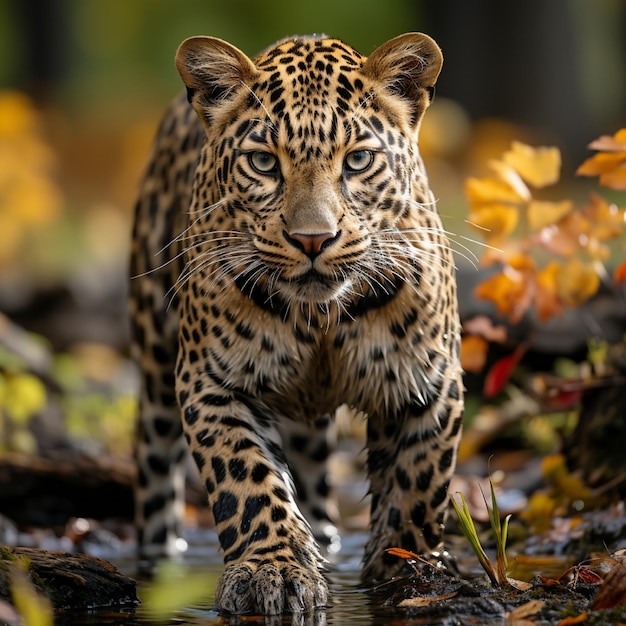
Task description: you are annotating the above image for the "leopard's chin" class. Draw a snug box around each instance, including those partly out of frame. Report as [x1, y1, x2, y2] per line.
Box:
[284, 270, 352, 304]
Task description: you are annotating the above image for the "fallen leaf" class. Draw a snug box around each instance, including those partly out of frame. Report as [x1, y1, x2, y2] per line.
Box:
[507, 599, 545, 620]
[397, 591, 458, 608]
[507, 577, 534, 591]
[384, 547, 432, 574]
[591, 561, 626, 610]
[558, 613, 588, 626]
[503, 141, 561, 188]
[385, 547, 421, 560]
[568, 567, 604, 586]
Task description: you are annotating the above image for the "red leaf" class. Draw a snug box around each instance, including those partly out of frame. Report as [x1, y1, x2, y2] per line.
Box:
[483, 343, 528, 398]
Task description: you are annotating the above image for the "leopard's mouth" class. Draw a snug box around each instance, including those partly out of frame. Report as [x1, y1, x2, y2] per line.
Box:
[287, 268, 351, 302]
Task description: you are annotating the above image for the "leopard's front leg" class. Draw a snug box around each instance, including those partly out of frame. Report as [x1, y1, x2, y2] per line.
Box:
[178, 380, 328, 614]
[362, 373, 464, 583]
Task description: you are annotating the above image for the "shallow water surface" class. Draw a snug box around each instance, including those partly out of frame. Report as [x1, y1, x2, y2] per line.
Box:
[56, 529, 409, 626]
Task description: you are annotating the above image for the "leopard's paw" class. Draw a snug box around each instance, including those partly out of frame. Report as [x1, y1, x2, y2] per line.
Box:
[215, 561, 328, 615]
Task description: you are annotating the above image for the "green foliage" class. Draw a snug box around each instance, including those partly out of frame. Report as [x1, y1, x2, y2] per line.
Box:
[451, 479, 511, 588]
[138, 561, 218, 621]
[0, 347, 47, 454]
[10, 565, 53, 626]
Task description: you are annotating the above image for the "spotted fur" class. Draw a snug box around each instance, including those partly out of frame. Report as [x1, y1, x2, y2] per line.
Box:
[130, 32, 464, 615]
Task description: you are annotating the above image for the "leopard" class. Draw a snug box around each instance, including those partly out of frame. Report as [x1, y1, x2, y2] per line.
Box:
[129, 31, 464, 616]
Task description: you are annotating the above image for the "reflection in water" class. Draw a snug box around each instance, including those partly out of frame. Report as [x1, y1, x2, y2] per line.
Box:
[56, 529, 397, 626]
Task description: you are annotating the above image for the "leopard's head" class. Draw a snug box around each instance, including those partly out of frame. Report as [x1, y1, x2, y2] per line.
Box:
[176, 33, 443, 313]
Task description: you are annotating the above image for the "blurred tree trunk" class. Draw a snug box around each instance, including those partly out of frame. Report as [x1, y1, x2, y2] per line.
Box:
[10, 0, 71, 103]
[422, 0, 626, 163]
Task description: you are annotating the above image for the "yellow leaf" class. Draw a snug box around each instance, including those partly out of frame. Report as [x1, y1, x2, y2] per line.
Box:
[0, 91, 39, 138]
[468, 203, 519, 237]
[503, 141, 561, 188]
[521, 491, 557, 532]
[556, 259, 600, 307]
[488, 159, 531, 201]
[527, 200, 572, 231]
[4, 373, 47, 424]
[465, 176, 525, 205]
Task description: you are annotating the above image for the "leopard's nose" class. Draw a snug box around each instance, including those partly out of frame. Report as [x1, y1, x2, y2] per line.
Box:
[283, 231, 340, 258]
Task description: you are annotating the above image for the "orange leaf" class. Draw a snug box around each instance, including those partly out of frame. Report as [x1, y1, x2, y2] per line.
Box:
[468, 203, 519, 237]
[535, 211, 590, 257]
[535, 261, 564, 320]
[385, 547, 421, 560]
[502, 141, 561, 188]
[475, 271, 527, 319]
[556, 259, 600, 307]
[465, 176, 526, 205]
[558, 613, 588, 626]
[582, 192, 625, 240]
[527, 200, 572, 231]
[614, 260, 626, 284]
[576, 151, 626, 177]
[509, 254, 536, 272]
[599, 162, 626, 190]
[461, 335, 489, 374]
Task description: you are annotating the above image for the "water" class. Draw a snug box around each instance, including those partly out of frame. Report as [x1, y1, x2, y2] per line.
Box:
[55, 529, 399, 626]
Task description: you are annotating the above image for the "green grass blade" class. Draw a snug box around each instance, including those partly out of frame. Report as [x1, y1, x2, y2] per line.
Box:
[450, 492, 499, 587]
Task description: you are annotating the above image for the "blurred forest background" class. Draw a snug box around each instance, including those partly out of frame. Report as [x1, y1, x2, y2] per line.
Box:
[0, 0, 625, 536]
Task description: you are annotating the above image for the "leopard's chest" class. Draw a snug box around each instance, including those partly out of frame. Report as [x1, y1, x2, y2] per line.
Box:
[196, 290, 435, 421]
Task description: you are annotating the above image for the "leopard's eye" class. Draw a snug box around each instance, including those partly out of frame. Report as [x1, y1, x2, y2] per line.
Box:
[344, 150, 374, 173]
[248, 151, 278, 174]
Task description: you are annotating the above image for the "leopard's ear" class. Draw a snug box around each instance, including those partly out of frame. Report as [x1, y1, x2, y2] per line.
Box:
[362, 33, 443, 126]
[176, 36, 258, 122]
